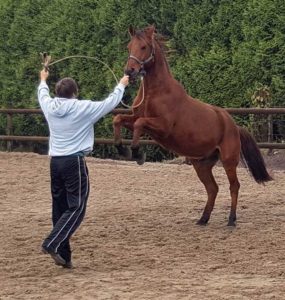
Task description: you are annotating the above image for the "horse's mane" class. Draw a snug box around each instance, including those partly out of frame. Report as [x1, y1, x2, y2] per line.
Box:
[134, 30, 171, 73]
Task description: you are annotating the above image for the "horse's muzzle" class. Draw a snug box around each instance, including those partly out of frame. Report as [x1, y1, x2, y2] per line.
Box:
[125, 68, 145, 84]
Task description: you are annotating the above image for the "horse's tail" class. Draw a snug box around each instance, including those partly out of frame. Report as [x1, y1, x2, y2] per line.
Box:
[239, 126, 273, 184]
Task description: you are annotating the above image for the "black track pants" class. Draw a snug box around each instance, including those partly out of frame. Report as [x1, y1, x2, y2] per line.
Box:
[42, 156, 89, 262]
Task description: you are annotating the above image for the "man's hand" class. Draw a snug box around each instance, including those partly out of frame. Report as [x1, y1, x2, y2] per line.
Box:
[119, 75, 129, 87]
[40, 69, 49, 81]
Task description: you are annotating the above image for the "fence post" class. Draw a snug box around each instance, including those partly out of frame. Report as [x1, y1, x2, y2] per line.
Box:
[6, 113, 13, 151]
[267, 114, 273, 155]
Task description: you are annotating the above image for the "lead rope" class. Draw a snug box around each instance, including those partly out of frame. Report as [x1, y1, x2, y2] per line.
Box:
[41, 53, 145, 109]
[132, 76, 145, 109]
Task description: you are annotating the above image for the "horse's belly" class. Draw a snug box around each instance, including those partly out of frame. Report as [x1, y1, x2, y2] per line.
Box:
[153, 133, 219, 158]
[146, 104, 225, 158]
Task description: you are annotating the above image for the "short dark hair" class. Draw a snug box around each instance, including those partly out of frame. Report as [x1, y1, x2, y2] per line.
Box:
[55, 77, 78, 98]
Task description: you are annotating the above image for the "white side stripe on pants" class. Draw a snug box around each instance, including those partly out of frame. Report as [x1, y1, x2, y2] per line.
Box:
[83, 158, 89, 198]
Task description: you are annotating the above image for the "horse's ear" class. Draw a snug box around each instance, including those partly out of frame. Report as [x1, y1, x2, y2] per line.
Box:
[128, 26, 135, 37]
[144, 25, 156, 39]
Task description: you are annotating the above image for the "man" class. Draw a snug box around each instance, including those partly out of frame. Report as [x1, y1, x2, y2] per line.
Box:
[38, 69, 129, 268]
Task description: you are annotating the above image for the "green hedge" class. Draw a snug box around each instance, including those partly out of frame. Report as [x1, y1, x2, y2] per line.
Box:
[0, 0, 284, 159]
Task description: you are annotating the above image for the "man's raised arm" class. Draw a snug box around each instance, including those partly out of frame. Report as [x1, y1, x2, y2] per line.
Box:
[37, 69, 51, 111]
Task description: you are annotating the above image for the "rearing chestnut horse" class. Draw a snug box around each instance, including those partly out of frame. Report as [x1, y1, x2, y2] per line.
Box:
[113, 25, 272, 226]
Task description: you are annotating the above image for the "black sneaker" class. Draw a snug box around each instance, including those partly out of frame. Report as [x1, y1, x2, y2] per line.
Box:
[41, 246, 67, 266]
[55, 260, 73, 269]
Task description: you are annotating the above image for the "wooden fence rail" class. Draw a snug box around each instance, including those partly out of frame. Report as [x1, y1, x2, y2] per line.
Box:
[0, 108, 285, 150]
[1, 107, 285, 115]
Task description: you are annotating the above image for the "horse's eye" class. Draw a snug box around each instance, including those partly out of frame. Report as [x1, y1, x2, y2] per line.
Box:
[141, 46, 146, 50]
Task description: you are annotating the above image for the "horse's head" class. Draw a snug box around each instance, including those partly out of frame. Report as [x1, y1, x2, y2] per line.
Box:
[125, 25, 156, 83]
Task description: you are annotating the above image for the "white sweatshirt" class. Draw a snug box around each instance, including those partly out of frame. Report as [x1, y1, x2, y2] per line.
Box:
[37, 80, 125, 156]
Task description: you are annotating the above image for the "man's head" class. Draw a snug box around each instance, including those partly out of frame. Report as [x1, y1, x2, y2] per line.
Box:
[55, 77, 78, 99]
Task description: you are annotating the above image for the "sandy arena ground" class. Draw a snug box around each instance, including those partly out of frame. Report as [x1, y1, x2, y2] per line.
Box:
[0, 152, 284, 300]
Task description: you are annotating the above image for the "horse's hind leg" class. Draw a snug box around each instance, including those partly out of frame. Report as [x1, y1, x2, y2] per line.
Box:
[220, 140, 240, 226]
[222, 161, 240, 226]
[191, 154, 219, 225]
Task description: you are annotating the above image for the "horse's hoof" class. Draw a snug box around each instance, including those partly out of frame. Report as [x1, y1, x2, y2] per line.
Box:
[135, 152, 146, 165]
[196, 218, 209, 226]
[227, 220, 236, 227]
[116, 144, 132, 160]
[131, 148, 146, 165]
[227, 215, 237, 227]
[120, 147, 132, 160]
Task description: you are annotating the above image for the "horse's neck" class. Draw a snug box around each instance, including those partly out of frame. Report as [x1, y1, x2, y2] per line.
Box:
[143, 52, 172, 90]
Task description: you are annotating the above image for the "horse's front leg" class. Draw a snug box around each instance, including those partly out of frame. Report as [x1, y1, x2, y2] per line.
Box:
[131, 117, 171, 165]
[113, 114, 137, 160]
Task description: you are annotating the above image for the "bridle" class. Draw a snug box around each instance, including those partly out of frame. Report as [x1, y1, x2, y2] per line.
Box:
[125, 39, 156, 109]
[127, 39, 155, 75]
[128, 49, 154, 67]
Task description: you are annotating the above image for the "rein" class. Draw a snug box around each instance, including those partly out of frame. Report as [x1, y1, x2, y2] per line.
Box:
[132, 77, 145, 109]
